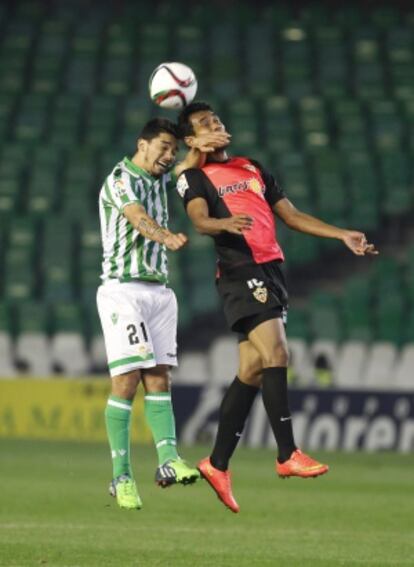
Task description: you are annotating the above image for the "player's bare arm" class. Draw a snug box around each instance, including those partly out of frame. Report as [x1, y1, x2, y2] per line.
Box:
[187, 197, 253, 235]
[275, 198, 378, 256]
[174, 132, 231, 177]
[124, 203, 187, 251]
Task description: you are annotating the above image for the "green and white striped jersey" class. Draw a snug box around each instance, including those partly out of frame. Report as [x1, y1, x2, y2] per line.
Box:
[99, 156, 176, 284]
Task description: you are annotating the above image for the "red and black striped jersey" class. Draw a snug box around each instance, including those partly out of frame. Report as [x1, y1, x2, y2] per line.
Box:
[177, 156, 286, 269]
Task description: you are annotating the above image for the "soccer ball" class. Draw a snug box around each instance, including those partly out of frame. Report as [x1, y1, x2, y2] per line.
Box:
[149, 62, 198, 109]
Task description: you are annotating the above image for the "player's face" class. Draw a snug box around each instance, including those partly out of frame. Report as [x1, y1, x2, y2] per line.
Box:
[140, 132, 178, 177]
[189, 110, 230, 148]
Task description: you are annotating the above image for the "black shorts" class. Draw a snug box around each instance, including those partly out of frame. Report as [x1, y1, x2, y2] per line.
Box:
[216, 260, 289, 339]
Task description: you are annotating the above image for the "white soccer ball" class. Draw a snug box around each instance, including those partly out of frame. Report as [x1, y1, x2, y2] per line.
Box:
[149, 62, 198, 109]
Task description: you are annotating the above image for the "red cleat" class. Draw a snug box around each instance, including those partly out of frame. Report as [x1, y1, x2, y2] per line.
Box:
[198, 457, 240, 513]
[276, 449, 329, 479]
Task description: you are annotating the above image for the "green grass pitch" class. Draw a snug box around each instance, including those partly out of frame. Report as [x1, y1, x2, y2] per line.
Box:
[0, 440, 413, 567]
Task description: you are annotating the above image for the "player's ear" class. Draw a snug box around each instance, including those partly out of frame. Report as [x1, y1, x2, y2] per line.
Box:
[137, 138, 147, 153]
[184, 135, 196, 148]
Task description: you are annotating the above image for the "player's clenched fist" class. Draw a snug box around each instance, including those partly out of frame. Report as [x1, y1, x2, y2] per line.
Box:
[163, 231, 188, 251]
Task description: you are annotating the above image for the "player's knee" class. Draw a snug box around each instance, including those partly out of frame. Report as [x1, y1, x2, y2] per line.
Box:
[262, 340, 289, 367]
[142, 365, 170, 393]
[238, 355, 263, 386]
[111, 373, 139, 400]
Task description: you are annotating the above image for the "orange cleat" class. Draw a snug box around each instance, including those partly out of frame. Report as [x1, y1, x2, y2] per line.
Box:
[276, 449, 329, 479]
[198, 457, 240, 513]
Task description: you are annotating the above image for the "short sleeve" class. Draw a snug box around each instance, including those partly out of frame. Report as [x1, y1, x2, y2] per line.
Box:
[105, 168, 140, 211]
[250, 159, 286, 207]
[176, 168, 210, 208]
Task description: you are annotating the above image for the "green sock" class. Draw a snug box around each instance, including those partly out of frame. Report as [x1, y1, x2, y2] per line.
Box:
[105, 395, 133, 479]
[144, 392, 179, 465]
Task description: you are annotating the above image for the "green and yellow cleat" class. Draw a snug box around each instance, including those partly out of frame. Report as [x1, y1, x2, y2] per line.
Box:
[155, 458, 201, 488]
[109, 474, 142, 510]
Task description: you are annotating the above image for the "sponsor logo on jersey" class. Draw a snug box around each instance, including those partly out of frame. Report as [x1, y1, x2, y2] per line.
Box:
[218, 177, 264, 198]
[114, 178, 127, 197]
[177, 174, 189, 197]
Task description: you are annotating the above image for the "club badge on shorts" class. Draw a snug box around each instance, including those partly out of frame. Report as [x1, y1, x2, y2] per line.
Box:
[253, 286, 268, 303]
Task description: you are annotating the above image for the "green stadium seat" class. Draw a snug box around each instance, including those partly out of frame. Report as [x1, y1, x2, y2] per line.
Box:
[281, 26, 313, 99]
[42, 218, 74, 301]
[335, 6, 362, 29]
[0, 301, 13, 333]
[0, 93, 17, 142]
[370, 6, 399, 29]
[227, 99, 260, 152]
[137, 24, 170, 92]
[346, 152, 379, 231]
[78, 220, 102, 302]
[312, 150, 347, 218]
[64, 21, 103, 95]
[286, 305, 310, 340]
[174, 25, 205, 80]
[209, 25, 241, 98]
[3, 217, 38, 301]
[341, 275, 373, 341]
[65, 57, 97, 94]
[299, 4, 330, 26]
[264, 97, 296, 153]
[13, 94, 50, 142]
[0, 176, 22, 215]
[309, 291, 342, 340]
[15, 301, 49, 335]
[332, 99, 368, 152]
[387, 28, 414, 99]
[298, 97, 331, 150]
[245, 24, 276, 97]
[63, 150, 97, 217]
[0, 21, 34, 94]
[379, 151, 412, 215]
[278, 152, 312, 210]
[120, 96, 153, 150]
[371, 256, 402, 297]
[51, 301, 84, 332]
[261, 4, 292, 28]
[48, 94, 83, 147]
[285, 230, 319, 267]
[314, 27, 348, 98]
[4, 248, 35, 300]
[27, 163, 58, 216]
[401, 98, 414, 153]
[101, 24, 134, 95]
[83, 95, 120, 148]
[369, 100, 403, 151]
[375, 295, 404, 344]
[30, 19, 69, 94]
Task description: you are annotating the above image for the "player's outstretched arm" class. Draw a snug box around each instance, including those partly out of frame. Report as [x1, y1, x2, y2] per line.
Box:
[187, 198, 253, 235]
[123, 203, 187, 251]
[275, 198, 378, 256]
[174, 132, 231, 177]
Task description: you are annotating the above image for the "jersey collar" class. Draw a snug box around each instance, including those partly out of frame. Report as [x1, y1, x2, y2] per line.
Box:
[123, 157, 155, 179]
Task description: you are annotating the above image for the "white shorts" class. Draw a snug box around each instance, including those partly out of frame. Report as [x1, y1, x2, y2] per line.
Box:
[96, 280, 178, 377]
